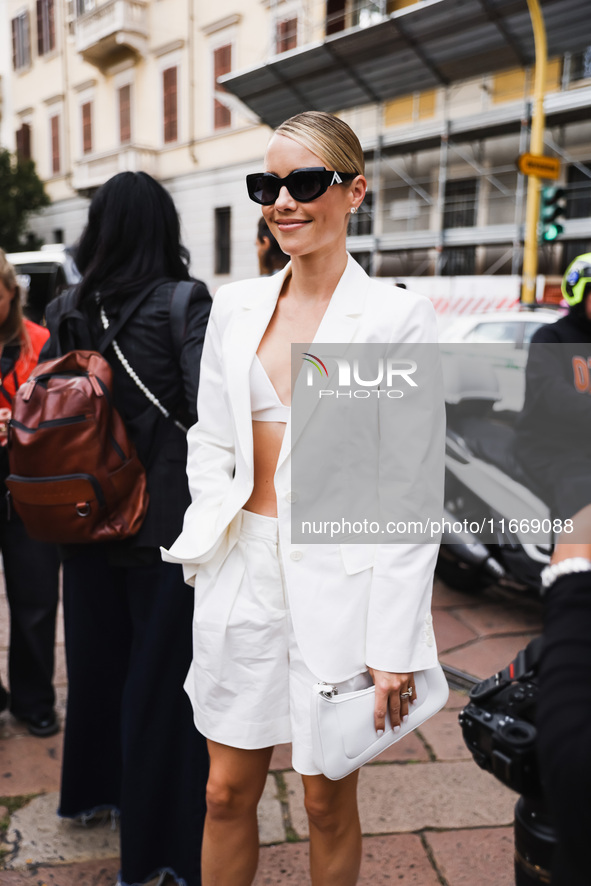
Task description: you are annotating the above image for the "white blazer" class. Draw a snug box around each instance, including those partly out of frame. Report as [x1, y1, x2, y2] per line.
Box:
[163, 255, 444, 683]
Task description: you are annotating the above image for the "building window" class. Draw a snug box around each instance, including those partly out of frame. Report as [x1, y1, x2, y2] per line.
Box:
[213, 45, 232, 130]
[326, 0, 346, 34]
[441, 246, 476, 276]
[443, 178, 478, 228]
[11, 12, 31, 70]
[163, 67, 178, 143]
[81, 101, 93, 154]
[76, 0, 95, 14]
[352, 0, 382, 28]
[566, 163, 591, 220]
[214, 207, 231, 275]
[570, 45, 591, 82]
[119, 84, 131, 144]
[50, 114, 60, 174]
[276, 17, 297, 53]
[16, 123, 32, 159]
[37, 0, 55, 56]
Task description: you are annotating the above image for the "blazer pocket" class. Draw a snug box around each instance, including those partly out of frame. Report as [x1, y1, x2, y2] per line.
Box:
[339, 544, 376, 575]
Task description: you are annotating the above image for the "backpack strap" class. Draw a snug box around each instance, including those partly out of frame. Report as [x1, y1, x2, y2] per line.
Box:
[169, 280, 196, 355]
[97, 278, 170, 354]
[45, 279, 168, 357]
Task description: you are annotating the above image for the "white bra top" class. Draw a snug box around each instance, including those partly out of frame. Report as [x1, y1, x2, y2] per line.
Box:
[250, 355, 290, 423]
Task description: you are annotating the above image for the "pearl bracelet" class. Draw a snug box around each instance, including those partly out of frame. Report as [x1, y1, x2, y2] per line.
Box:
[540, 557, 591, 591]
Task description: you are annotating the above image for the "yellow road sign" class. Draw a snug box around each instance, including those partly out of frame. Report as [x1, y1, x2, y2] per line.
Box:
[517, 153, 561, 179]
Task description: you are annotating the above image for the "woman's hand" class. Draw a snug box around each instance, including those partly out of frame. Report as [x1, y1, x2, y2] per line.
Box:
[368, 668, 416, 734]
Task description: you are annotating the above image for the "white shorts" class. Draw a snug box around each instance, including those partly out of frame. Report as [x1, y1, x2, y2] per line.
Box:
[184, 509, 371, 776]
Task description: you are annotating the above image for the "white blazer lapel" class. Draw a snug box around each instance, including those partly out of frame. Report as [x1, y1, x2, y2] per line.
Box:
[224, 265, 291, 469]
[277, 255, 370, 468]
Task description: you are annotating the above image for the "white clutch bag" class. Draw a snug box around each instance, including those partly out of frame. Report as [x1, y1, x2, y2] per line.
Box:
[311, 664, 449, 780]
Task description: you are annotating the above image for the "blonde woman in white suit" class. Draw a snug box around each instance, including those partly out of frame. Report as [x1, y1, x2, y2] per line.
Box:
[163, 111, 444, 886]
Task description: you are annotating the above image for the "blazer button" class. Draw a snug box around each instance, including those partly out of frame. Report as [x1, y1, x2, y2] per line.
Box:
[286, 491, 298, 503]
[290, 550, 303, 562]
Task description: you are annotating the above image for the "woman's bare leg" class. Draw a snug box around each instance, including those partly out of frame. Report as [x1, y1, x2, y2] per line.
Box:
[302, 770, 362, 886]
[201, 741, 274, 886]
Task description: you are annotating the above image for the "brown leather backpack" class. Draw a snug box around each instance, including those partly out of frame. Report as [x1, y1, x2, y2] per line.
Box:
[6, 279, 196, 544]
[6, 349, 148, 543]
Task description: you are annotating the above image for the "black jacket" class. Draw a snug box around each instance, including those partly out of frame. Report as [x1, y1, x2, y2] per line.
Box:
[517, 310, 591, 457]
[43, 279, 212, 553]
[515, 310, 591, 512]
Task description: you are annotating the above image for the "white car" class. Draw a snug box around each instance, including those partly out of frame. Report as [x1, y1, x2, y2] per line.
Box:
[8, 245, 81, 325]
[439, 308, 562, 412]
[439, 308, 561, 348]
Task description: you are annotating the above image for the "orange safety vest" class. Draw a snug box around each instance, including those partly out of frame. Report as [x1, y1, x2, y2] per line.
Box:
[0, 319, 50, 410]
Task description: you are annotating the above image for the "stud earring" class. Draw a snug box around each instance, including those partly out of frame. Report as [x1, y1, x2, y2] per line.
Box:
[350, 207, 358, 214]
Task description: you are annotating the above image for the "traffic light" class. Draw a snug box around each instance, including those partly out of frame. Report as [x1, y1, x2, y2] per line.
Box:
[539, 186, 566, 242]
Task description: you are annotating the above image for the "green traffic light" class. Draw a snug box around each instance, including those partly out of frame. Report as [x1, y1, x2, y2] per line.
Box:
[539, 185, 566, 243]
[543, 223, 560, 241]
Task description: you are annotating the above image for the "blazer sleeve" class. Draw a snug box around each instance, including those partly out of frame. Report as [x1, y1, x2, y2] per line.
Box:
[365, 294, 445, 674]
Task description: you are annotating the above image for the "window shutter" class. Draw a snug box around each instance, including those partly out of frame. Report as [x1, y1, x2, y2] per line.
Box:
[48, 0, 55, 51]
[82, 102, 92, 154]
[163, 67, 178, 143]
[119, 84, 131, 144]
[326, 0, 346, 35]
[22, 123, 31, 159]
[37, 0, 43, 56]
[11, 18, 17, 70]
[16, 123, 32, 160]
[51, 115, 60, 174]
[213, 45, 232, 130]
[24, 11, 31, 66]
[276, 18, 297, 54]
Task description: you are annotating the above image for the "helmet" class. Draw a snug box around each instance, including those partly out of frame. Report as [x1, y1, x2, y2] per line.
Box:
[562, 253, 591, 307]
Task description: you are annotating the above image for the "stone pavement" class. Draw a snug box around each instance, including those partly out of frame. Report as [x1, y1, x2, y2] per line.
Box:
[0, 572, 543, 885]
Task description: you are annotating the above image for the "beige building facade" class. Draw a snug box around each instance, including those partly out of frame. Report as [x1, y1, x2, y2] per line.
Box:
[5, 0, 591, 288]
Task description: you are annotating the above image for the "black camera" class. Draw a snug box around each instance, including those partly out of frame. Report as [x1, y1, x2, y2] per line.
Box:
[459, 637, 557, 885]
[459, 637, 541, 799]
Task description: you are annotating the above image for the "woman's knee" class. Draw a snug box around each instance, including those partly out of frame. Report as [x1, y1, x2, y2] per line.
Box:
[303, 773, 360, 834]
[205, 773, 258, 822]
[304, 791, 355, 834]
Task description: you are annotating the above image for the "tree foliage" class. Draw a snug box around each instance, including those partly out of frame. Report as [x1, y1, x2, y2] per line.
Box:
[0, 149, 50, 253]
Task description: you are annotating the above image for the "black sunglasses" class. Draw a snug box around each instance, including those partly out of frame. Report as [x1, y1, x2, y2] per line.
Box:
[246, 167, 356, 206]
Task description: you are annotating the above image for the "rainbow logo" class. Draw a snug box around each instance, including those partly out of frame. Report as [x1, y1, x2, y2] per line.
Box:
[302, 352, 329, 377]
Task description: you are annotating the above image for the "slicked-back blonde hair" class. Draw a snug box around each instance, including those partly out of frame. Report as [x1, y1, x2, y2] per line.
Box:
[274, 112, 364, 176]
[0, 248, 28, 351]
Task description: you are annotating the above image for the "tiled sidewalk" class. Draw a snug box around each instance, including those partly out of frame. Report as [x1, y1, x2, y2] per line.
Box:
[0, 574, 543, 885]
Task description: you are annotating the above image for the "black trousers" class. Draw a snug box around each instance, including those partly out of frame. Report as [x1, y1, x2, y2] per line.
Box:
[0, 511, 59, 717]
[537, 573, 591, 886]
[59, 548, 208, 886]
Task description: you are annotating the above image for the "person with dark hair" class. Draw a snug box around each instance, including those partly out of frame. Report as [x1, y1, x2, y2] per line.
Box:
[0, 248, 60, 737]
[42, 171, 211, 886]
[256, 216, 289, 275]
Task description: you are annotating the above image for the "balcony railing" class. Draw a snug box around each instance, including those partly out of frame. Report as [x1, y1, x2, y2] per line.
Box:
[75, 0, 148, 67]
[72, 144, 158, 192]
